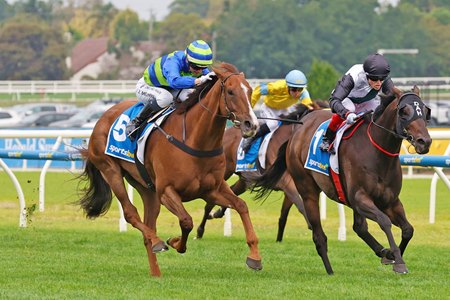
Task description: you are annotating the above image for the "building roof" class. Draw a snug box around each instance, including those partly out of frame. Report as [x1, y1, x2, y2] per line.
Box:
[70, 37, 109, 73]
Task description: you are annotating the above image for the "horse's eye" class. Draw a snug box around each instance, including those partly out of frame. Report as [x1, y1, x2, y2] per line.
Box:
[227, 89, 234, 96]
[398, 105, 413, 120]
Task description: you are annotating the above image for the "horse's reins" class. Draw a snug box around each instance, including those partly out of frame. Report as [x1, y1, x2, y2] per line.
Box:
[367, 92, 426, 156]
[153, 72, 243, 158]
[197, 72, 242, 124]
[257, 117, 304, 124]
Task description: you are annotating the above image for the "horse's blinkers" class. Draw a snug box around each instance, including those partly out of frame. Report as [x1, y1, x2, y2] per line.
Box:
[396, 92, 431, 137]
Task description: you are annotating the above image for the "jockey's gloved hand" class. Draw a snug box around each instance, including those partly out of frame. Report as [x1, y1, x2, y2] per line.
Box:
[196, 72, 215, 85]
[345, 112, 357, 124]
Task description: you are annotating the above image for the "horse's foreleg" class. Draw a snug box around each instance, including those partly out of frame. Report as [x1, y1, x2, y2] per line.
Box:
[196, 202, 215, 239]
[385, 198, 414, 256]
[353, 191, 407, 274]
[209, 183, 262, 271]
[352, 213, 394, 261]
[160, 186, 193, 253]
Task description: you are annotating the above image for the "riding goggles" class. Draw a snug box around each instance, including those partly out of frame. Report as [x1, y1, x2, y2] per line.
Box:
[189, 62, 208, 71]
[288, 87, 304, 92]
[367, 75, 387, 82]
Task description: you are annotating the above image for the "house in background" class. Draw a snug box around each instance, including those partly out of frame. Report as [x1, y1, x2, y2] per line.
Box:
[67, 37, 117, 81]
[67, 38, 165, 81]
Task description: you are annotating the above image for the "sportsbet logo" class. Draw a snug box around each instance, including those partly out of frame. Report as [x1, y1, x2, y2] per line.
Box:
[108, 145, 134, 159]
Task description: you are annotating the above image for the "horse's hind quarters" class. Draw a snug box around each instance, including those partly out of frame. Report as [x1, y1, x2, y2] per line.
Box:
[246, 257, 263, 271]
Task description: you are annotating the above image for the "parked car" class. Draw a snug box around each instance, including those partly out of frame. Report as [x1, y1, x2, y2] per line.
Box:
[427, 100, 450, 126]
[0, 108, 21, 127]
[48, 108, 105, 128]
[9, 103, 78, 117]
[15, 111, 77, 127]
[84, 98, 123, 111]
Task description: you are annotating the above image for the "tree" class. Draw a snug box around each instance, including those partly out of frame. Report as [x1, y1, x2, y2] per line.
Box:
[0, 15, 68, 80]
[110, 9, 148, 51]
[0, 0, 13, 21]
[153, 13, 210, 52]
[307, 59, 340, 101]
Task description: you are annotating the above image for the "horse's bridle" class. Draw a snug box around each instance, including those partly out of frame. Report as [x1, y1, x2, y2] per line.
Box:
[197, 72, 243, 126]
[369, 92, 430, 154]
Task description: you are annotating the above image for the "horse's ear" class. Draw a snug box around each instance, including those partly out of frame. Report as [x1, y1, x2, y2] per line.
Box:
[240, 72, 245, 77]
[392, 86, 403, 99]
[411, 85, 420, 96]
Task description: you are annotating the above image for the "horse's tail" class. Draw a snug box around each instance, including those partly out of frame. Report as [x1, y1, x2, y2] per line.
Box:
[77, 151, 113, 219]
[252, 141, 288, 200]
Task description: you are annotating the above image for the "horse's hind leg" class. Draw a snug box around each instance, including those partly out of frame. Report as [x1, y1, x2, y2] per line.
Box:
[301, 193, 334, 275]
[283, 179, 311, 230]
[132, 182, 167, 277]
[207, 182, 262, 271]
[97, 163, 160, 243]
[160, 186, 193, 253]
[276, 195, 293, 242]
[196, 202, 215, 239]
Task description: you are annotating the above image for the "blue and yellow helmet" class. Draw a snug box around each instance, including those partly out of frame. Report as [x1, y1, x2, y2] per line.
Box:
[285, 70, 307, 88]
[186, 40, 213, 67]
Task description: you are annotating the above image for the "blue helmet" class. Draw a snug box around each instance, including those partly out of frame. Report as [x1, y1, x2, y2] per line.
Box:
[185, 40, 213, 66]
[285, 70, 307, 88]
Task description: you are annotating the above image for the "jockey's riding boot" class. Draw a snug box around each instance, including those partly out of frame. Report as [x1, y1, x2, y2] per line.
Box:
[241, 123, 270, 153]
[126, 103, 155, 140]
[319, 128, 337, 154]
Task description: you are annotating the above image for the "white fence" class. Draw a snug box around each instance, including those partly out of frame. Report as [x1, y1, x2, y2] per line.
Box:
[1, 130, 449, 237]
[1, 77, 450, 96]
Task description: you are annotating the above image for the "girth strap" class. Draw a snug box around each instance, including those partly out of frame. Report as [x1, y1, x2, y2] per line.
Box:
[155, 125, 224, 157]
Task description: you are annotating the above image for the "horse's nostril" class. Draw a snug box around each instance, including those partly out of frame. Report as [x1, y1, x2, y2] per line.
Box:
[243, 120, 252, 130]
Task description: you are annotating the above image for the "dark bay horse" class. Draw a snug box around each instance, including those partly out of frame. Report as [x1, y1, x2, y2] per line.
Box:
[77, 63, 262, 277]
[254, 86, 431, 274]
[196, 104, 313, 242]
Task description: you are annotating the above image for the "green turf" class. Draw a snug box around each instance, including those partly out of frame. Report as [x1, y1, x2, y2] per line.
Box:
[0, 171, 449, 299]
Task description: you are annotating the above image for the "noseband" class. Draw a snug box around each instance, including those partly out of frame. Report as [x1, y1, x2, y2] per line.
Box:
[197, 72, 244, 126]
[369, 92, 429, 154]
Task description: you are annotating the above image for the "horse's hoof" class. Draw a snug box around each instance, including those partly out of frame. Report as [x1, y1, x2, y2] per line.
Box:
[166, 237, 186, 253]
[381, 257, 395, 265]
[393, 263, 408, 274]
[152, 241, 169, 253]
[246, 257, 262, 271]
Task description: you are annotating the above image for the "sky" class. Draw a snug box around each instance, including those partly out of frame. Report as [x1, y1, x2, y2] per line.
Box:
[106, 0, 173, 21]
[6, 0, 174, 21]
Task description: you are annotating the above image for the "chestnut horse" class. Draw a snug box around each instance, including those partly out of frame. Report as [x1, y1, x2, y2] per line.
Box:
[77, 63, 262, 277]
[254, 86, 431, 274]
[196, 104, 313, 242]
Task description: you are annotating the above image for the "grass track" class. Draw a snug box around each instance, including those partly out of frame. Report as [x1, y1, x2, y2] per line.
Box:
[0, 171, 449, 299]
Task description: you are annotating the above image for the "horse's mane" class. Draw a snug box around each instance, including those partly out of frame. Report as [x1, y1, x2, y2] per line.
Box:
[279, 103, 312, 124]
[176, 62, 240, 114]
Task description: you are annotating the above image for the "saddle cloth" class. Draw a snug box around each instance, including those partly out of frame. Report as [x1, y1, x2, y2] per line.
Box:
[105, 103, 174, 164]
[235, 131, 274, 172]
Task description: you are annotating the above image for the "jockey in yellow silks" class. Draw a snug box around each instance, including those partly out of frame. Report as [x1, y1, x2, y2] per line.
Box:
[241, 69, 313, 152]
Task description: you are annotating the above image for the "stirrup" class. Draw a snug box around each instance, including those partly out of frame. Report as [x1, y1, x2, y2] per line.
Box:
[319, 140, 330, 152]
[126, 120, 141, 141]
[241, 138, 255, 153]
